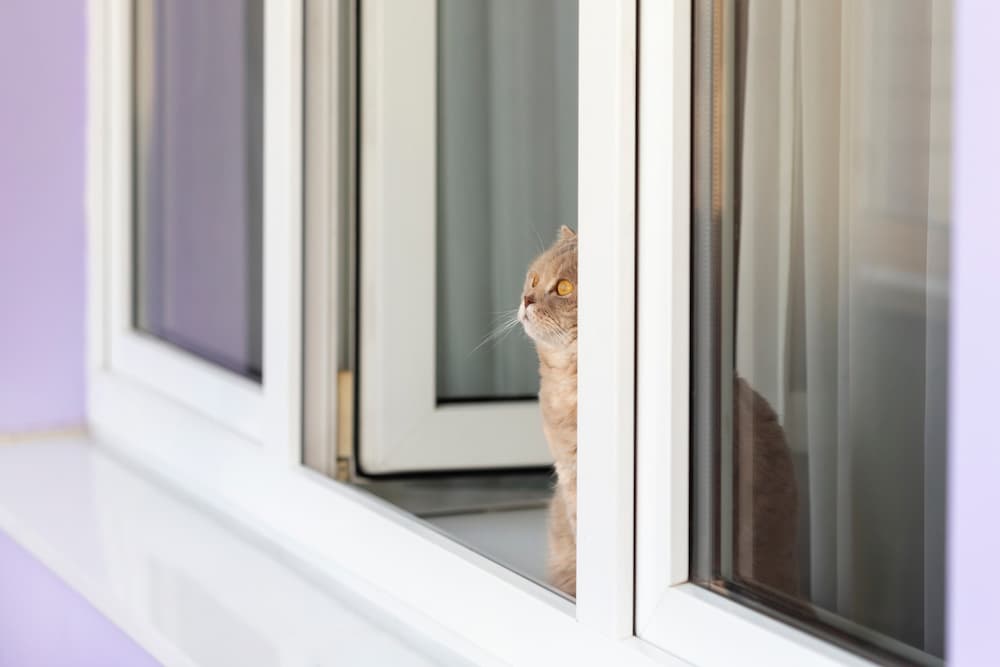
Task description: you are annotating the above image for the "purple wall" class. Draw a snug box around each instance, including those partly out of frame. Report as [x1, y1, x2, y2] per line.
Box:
[948, 1, 1000, 664]
[0, 1, 87, 434]
[0, 531, 159, 667]
[0, 2, 157, 666]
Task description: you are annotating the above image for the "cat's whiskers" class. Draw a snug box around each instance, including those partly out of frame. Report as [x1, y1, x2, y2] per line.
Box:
[532, 227, 546, 254]
[471, 313, 522, 354]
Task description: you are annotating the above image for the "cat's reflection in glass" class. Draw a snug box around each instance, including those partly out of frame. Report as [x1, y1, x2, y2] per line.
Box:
[733, 377, 800, 601]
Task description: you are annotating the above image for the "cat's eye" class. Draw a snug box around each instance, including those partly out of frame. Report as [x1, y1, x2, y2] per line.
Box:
[530, 273, 539, 288]
[555, 279, 574, 296]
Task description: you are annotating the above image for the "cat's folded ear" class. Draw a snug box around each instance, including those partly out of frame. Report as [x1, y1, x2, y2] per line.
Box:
[558, 225, 577, 241]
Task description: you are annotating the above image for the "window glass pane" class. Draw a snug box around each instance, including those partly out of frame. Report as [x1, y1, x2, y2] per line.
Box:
[133, 0, 264, 380]
[692, 0, 951, 662]
[435, 0, 578, 402]
[303, 0, 578, 600]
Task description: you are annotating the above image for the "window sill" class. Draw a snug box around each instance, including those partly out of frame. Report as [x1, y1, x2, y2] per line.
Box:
[0, 437, 475, 666]
[83, 372, 681, 666]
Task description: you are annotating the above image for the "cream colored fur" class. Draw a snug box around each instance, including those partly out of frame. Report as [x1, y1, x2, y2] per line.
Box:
[519, 226, 579, 595]
[519, 227, 799, 600]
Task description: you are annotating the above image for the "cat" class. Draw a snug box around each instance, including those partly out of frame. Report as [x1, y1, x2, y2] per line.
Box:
[519, 225, 579, 596]
[520, 226, 800, 600]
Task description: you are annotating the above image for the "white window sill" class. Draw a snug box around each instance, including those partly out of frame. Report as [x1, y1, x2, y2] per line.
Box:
[0, 437, 477, 667]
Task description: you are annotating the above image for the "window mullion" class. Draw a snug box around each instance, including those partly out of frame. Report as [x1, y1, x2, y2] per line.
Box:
[576, 0, 638, 638]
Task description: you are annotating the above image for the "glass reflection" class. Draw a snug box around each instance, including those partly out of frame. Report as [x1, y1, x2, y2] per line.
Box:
[133, 0, 264, 379]
[725, 0, 951, 660]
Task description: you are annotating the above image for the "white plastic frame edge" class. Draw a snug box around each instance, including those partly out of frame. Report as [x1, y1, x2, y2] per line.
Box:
[302, 0, 345, 476]
[633, 2, 872, 665]
[576, 0, 638, 640]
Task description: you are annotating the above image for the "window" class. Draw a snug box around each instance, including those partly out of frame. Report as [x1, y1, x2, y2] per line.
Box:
[133, 0, 264, 381]
[635, 1, 952, 664]
[354, 0, 577, 475]
[303, 0, 580, 596]
[96, 0, 271, 440]
[687, 0, 950, 663]
[87, 0, 960, 663]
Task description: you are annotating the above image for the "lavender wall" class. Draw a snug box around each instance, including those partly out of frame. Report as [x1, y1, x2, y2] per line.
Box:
[0, 1, 86, 434]
[948, 1, 1000, 664]
[0, 531, 159, 667]
[0, 2, 157, 666]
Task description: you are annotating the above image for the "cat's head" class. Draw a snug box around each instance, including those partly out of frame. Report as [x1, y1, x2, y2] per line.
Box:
[519, 225, 578, 349]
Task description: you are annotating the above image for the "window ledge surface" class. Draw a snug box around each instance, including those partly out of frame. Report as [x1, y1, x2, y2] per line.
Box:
[0, 437, 472, 667]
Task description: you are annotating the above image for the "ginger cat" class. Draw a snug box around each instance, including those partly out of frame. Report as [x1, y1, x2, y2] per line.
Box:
[519, 226, 579, 595]
[520, 226, 799, 600]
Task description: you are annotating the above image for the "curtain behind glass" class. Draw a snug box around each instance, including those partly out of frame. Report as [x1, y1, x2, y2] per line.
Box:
[133, 0, 264, 379]
[734, 0, 950, 657]
[436, 0, 578, 402]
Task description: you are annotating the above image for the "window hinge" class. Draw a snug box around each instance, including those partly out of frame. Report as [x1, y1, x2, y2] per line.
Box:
[335, 369, 354, 481]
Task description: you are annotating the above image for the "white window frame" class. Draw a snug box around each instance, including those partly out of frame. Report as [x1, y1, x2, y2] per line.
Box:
[632, 2, 874, 665]
[86, 0, 877, 664]
[302, 0, 350, 477]
[356, 0, 550, 475]
[87, 1, 663, 663]
[88, 0, 302, 460]
[98, 0, 279, 443]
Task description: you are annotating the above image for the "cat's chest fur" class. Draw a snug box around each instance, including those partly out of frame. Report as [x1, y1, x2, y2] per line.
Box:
[537, 347, 578, 469]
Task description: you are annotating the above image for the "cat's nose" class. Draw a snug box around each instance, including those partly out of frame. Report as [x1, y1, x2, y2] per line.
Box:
[523, 294, 535, 309]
